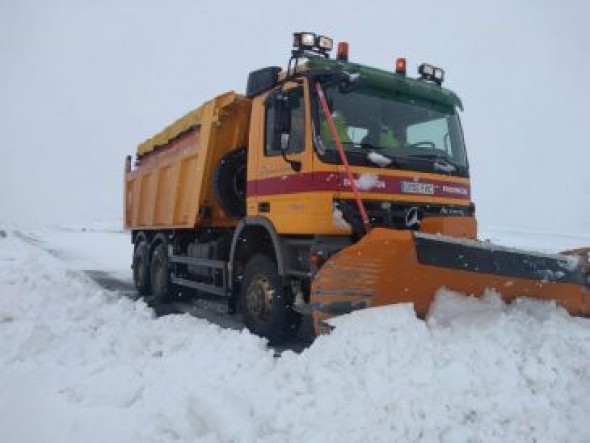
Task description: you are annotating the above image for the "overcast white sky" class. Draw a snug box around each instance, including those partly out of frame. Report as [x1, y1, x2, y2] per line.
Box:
[1, 0, 589, 234]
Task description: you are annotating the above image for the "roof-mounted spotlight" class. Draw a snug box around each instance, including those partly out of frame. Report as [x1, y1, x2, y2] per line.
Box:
[317, 35, 334, 52]
[288, 32, 334, 78]
[292, 32, 333, 58]
[418, 63, 445, 85]
[433, 67, 445, 83]
[293, 32, 316, 50]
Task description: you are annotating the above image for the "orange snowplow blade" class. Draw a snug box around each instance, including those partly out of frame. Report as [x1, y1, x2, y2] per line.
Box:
[311, 229, 590, 334]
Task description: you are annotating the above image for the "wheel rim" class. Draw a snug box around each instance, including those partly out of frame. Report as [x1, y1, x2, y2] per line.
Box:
[246, 275, 273, 322]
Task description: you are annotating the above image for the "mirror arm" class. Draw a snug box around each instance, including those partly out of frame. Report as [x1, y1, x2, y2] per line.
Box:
[281, 150, 302, 172]
[279, 132, 302, 172]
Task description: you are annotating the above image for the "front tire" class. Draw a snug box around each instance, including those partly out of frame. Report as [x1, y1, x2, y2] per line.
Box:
[133, 239, 151, 295]
[240, 254, 301, 344]
[150, 243, 173, 304]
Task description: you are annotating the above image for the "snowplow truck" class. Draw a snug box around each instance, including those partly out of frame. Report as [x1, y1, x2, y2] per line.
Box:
[124, 33, 590, 343]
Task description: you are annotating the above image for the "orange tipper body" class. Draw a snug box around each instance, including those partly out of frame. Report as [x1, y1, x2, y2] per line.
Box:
[124, 34, 589, 343]
[124, 92, 251, 230]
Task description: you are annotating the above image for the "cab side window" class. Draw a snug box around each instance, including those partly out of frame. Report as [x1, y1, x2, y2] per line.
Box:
[265, 87, 305, 156]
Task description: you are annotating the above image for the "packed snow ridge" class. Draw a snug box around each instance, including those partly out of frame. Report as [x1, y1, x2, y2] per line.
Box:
[367, 151, 392, 167]
[1, 229, 590, 443]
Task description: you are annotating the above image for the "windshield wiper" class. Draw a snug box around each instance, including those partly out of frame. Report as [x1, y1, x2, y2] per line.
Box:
[404, 152, 461, 171]
[358, 142, 406, 152]
[322, 141, 405, 168]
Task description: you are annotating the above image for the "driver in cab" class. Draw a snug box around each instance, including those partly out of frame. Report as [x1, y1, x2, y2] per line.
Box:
[375, 123, 402, 150]
[319, 110, 352, 147]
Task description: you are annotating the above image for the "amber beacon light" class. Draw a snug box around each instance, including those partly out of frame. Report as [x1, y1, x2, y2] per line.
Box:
[336, 41, 349, 61]
[395, 57, 407, 75]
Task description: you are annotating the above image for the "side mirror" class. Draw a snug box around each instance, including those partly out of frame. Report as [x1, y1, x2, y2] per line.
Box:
[271, 90, 292, 151]
[268, 88, 302, 172]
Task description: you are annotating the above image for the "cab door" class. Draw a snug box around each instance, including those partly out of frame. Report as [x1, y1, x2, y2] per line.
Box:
[247, 80, 315, 234]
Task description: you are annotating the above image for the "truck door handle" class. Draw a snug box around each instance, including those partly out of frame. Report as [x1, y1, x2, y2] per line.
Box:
[258, 202, 270, 213]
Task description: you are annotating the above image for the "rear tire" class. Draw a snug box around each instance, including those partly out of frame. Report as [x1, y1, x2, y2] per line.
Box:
[240, 254, 301, 344]
[133, 240, 151, 295]
[150, 243, 172, 304]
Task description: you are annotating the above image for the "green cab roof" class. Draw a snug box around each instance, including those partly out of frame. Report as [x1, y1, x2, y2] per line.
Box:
[306, 56, 463, 111]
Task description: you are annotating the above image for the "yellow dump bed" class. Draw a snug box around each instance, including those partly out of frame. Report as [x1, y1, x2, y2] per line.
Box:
[124, 91, 251, 229]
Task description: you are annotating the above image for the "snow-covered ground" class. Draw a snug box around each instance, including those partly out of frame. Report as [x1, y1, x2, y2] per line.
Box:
[1, 223, 590, 442]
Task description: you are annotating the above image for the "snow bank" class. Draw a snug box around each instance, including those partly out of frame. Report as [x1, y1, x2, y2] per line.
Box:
[1, 231, 590, 442]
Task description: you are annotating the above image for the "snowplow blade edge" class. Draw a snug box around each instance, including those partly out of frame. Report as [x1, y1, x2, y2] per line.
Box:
[311, 229, 590, 334]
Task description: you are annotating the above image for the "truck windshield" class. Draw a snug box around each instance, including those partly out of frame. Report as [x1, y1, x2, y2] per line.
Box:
[313, 84, 468, 174]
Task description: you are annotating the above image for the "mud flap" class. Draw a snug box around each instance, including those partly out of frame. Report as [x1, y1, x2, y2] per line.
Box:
[311, 229, 590, 335]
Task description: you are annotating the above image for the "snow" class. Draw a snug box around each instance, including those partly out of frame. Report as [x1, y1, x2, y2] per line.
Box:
[31, 225, 132, 281]
[1, 225, 590, 442]
[355, 173, 380, 190]
[480, 225, 590, 254]
[332, 205, 351, 229]
[367, 151, 392, 167]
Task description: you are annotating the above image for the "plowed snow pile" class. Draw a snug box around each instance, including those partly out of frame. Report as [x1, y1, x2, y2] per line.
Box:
[1, 231, 590, 443]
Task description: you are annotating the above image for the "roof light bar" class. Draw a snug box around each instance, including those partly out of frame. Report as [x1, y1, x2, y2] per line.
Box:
[418, 63, 445, 85]
[292, 32, 334, 56]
